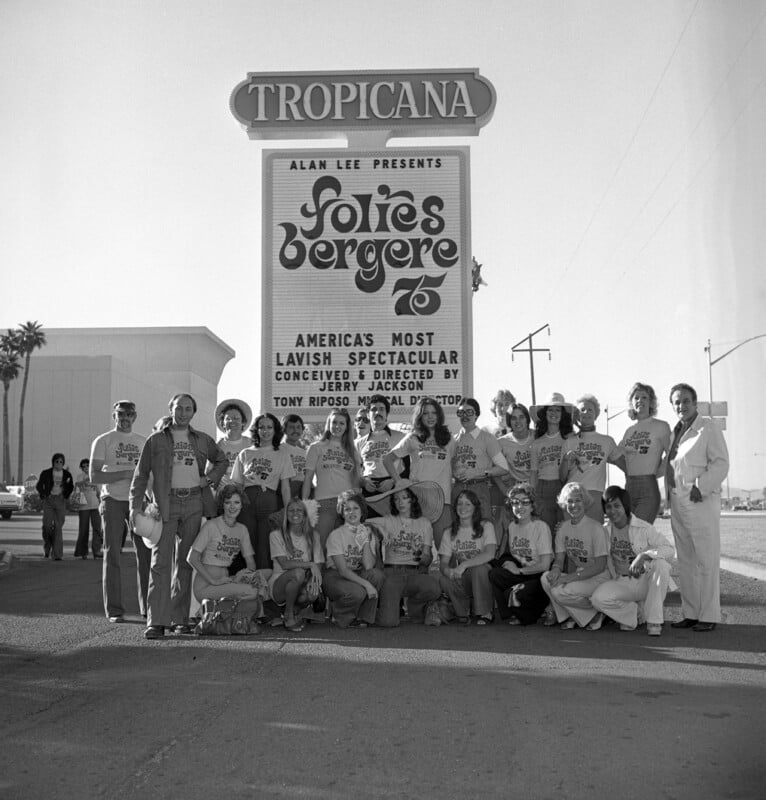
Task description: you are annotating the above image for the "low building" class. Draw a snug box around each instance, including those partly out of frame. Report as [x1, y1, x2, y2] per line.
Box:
[1, 327, 234, 482]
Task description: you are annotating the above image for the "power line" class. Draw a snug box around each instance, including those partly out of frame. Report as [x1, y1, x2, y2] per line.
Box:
[551, 0, 701, 300]
[594, 3, 766, 288]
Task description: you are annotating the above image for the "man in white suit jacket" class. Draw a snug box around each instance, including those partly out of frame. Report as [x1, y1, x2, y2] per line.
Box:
[665, 383, 729, 631]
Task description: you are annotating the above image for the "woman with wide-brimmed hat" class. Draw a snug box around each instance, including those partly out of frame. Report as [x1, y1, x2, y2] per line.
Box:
[366, 480, 443, 626]
[214, 398, 253, 487]
[528, 392, 576, 534]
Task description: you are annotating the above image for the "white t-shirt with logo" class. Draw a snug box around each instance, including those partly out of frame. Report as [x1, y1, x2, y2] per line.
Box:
[90, 430, 146, 501]
[171, 429, 199, 489]
[371, 515, 433, 566]
[231, 446, 295, 492]
[191, 517, 254, 567]
[438, 521, 496, 564]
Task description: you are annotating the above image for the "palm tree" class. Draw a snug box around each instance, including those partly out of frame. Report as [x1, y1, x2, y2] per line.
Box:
[15, 321, 46, 482]
[0, 332, 22, 482]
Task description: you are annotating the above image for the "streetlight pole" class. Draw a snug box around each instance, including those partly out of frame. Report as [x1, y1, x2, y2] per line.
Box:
[705, 334, 766, 404]
[511, 324, 551, 406]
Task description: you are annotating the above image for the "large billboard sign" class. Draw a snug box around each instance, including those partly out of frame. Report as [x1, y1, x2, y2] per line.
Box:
[262, 147, 472, 422]
[231, 68, 496, 139]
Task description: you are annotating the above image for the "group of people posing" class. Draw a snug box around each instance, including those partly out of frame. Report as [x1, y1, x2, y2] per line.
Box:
[49, 379, 727, 640]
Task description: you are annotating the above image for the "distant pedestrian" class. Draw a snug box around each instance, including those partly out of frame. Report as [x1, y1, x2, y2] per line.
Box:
[73, 458, 102, 559]
[36, 453, 74, 560]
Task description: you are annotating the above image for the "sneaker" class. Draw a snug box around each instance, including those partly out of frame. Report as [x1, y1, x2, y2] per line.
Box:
[560, 619, 577, 630]
[348, 619, 368, 628]
[144, 626, 165, 640]
[647, 623, 662, 636]
[108, 616, 125, 624]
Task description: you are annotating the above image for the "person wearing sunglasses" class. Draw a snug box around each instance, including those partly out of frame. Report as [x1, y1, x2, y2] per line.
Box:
[488, 483, 552, 625]
[452, 398, 509, 522]
[353, 406, 371, 443]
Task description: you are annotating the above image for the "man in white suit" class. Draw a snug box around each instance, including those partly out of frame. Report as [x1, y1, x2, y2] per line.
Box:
[665, 383, 729, 632]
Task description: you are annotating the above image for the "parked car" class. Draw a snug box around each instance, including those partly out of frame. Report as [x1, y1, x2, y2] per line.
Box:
[733, 502, 751, 511]
[0, 483, 24, 519]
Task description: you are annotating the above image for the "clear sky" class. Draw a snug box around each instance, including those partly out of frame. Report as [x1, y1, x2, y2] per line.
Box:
[1, 0, 765, 492]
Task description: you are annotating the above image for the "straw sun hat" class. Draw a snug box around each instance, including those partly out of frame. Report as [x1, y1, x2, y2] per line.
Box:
[366, 480, 445, 523]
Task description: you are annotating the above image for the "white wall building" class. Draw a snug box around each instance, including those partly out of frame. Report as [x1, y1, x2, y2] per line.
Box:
[1, 327, 234, 482]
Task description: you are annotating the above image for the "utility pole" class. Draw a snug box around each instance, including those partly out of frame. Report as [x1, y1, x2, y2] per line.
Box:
[511, 324, 550, 406]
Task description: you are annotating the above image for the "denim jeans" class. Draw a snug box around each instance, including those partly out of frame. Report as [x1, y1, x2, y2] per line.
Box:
[42, 495, 66, 559]
[323, 568, 384, 627]
[75, 509, 103, 557]
[376, 566, 441, 626]
[147, 493, 203, 628]
[101, 497, 151, 618]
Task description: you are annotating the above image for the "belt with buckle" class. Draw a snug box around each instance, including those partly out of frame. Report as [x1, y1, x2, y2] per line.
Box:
[457, 476, 490, 486]
[169, 486, 201, 498]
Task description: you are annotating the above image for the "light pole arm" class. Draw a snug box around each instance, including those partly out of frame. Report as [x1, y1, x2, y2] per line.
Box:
[710, 334, 766, 367]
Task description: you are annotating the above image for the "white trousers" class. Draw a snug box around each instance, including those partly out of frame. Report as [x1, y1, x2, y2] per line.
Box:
[670, 490, 721, 623]
[590, 559, 671, 627]
[541, 570, 610, 627]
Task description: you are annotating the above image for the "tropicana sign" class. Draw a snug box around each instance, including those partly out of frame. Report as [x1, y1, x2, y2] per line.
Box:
[230, 69, 496, 139]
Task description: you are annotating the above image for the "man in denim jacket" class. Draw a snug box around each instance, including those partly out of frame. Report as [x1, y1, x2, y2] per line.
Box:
[130, 393, 227, 640]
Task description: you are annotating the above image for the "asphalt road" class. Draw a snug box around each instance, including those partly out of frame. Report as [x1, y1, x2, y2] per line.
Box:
[1, 515, 766, 800]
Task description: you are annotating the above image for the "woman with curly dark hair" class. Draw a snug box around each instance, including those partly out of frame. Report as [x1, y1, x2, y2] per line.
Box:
[437, 489, 497, 624]
[231, 412, 295, 568]
[383, 396, 456, 547]
[488, 483, 553, 625]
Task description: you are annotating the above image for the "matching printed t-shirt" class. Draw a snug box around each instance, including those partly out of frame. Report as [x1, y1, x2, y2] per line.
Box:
[305, 440, 360, 500]
[192, 517, 254, 568]
[392, 434, 456, 500]
[619, 418, 672, 477]
[438, 521, 497, 564]
[357, 429, 404, 479]
[231, 446, 295, 492]
[325, 523, 373, 572]
[554, 516, 609, 574]
[530, 433, 569, 481]
[507, 519, 552, 567]
[89, 429, 146, 501]
[170, 429, 200, 489]
[217, 435, 252, 483]
[452, 427, 507, 480]
[371, 515, 434, 566]
[563, 431, 621, 492]
[497, 433, 533, 489]
[269, 528, 324, 582]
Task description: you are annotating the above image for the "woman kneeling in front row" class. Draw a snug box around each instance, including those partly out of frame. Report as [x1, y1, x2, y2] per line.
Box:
[541, 482, 611, 630]
[438, 489, 497, 625]
[488, 483, 553, 625]
[588, 485, 674, 636]
[187, 485, 263, 601]
[323, 491, 385, 628]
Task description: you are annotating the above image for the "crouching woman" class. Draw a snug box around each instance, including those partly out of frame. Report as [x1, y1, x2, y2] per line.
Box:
[323, 491, 384, 628]
[187, 485, 262, 601]
[589, 485, 675, 636]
